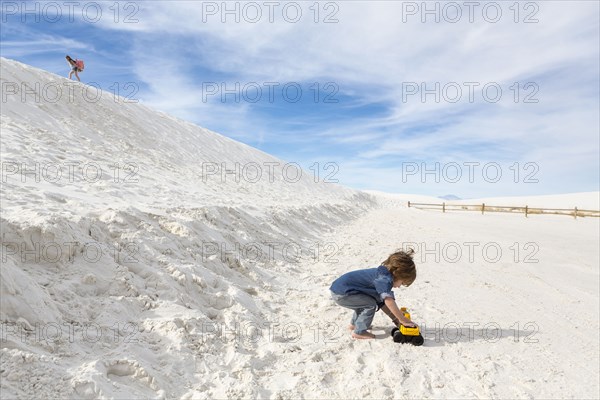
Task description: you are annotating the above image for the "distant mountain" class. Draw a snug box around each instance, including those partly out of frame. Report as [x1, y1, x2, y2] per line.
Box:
[438, 194, 462, 201]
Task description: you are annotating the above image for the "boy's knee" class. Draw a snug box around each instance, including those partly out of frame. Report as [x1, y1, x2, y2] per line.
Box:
[363, 305, 377, 314]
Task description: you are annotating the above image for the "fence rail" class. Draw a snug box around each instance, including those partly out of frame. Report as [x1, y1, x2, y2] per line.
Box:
[407, 201, 600, 218]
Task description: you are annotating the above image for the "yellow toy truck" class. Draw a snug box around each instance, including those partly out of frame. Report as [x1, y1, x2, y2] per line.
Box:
[390, 307, 424, 346]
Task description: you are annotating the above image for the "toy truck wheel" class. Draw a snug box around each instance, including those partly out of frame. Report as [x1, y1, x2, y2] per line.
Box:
[391, 327, 399, 337]
[392, 331, 408, 343]
[411, 335, 424, 346]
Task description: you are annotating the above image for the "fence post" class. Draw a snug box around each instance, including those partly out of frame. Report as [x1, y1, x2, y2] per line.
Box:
[443, 202, 445, 213]
[408, 201, 411, 208]
[574, 207, 578, 219]
[481, 203, 485, 215]
[525, 205, 528, 218]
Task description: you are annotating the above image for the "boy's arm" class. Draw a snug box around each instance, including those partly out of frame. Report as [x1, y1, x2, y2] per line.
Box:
[380, 304, 400, 325]
[384, 297, 416, 327]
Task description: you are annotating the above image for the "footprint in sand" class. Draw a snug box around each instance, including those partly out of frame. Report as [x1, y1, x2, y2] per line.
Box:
[104, 360, 163, 397]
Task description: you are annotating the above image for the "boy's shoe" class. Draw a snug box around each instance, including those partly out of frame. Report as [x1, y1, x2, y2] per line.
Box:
[351, 331, 375, 340]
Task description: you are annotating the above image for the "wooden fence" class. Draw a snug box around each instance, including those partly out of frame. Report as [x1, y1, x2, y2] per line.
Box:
[407, 201, 600, 219]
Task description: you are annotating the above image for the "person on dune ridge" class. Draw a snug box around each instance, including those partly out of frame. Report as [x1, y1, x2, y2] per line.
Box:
[65, 55, 84, 81]
[330, 249, 417, 339]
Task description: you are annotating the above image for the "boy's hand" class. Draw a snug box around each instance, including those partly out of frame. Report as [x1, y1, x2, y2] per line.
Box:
[399, 318, 417, 328]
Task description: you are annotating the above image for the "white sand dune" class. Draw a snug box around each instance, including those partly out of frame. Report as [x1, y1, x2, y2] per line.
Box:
[1, 58, 599, 399]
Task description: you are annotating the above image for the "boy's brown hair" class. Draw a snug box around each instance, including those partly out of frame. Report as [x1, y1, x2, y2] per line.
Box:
[382, 249, 416, 286]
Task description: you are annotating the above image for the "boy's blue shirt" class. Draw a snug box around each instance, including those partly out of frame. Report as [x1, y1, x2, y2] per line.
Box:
[330, 265, 395, 303]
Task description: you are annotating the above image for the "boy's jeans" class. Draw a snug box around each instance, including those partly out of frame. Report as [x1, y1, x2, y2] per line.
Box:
[330, 291, 378, 333]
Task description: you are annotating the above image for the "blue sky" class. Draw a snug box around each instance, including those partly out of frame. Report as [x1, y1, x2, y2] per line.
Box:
[1, 1, 599, 198]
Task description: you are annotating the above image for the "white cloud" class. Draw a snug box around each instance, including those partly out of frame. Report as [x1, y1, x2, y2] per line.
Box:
[77, 1, 600, 194]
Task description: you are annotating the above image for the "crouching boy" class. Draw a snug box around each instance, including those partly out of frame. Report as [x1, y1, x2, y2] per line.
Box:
[330, 249, 417, 339]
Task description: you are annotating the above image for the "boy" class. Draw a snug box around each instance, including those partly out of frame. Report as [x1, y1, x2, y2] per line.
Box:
[330, 249, 417, 339]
